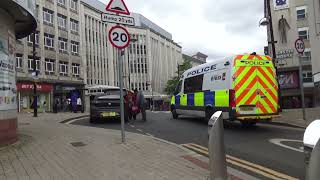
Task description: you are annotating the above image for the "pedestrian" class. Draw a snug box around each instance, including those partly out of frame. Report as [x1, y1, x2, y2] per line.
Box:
[132, 89, 139, 121]
[42, 101, 46, 113]
[77, 97, 82, 113]
[136, 89, 146, 121]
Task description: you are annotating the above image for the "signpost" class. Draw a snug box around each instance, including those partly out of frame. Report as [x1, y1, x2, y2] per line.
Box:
[104, 0, 132, 143]
[295, 38, 306, 121]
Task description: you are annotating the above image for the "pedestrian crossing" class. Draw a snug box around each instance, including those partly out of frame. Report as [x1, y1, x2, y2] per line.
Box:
[181, 143, 298, 180]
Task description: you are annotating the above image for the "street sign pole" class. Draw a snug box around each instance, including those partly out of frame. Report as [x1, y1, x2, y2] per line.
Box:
[118, 49, 126, 143]
[295, 38, 306, 121]
[298, 56, 306, 121]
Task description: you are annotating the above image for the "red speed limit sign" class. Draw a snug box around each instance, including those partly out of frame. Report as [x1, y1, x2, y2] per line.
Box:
[109, 25, 131, 49]
[295, 38, 305, 54]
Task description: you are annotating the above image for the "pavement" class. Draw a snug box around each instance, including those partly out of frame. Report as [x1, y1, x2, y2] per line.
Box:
[0, 112, 256, 180]
[271, 107, 320, 128]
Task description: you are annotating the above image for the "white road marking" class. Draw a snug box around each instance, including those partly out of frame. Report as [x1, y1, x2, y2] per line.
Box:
[269, 138, 304, 153]
[145, 133, 153, 137]
[65, 117, 88, 124]
[136, 129, 143, 132]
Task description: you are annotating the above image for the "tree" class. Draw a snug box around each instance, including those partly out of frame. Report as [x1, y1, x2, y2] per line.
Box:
[164, 60, 192, 95]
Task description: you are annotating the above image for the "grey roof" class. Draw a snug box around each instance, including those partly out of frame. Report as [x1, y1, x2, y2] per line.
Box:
[183, 54, 205, 64]
[81, 0, 172, 40]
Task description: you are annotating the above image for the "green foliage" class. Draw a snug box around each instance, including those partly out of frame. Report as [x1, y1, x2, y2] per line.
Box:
[164, 60, 192, 95]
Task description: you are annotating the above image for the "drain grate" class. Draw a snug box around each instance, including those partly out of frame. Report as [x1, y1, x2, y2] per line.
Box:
[70, 141, 87, 147]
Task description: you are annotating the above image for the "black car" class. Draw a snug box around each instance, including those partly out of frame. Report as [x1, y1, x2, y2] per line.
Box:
[90, 88, 128, 123]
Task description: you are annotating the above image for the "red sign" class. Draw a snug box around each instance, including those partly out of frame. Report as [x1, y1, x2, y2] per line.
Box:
[109, 25, 131, 49]
[278, 71, 299, 89]
[16, 83, 53, 92]
[106, 0, 130, 15]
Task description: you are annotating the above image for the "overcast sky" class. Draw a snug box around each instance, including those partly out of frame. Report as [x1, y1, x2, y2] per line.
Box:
[101, 0, 268, 61]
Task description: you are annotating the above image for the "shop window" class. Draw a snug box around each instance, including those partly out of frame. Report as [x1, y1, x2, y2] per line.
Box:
[184, 74, 204, 94]
[72, 63, 80, 77]
[28, 57, 40, 71]
[16, 54, 23, 69]
[45, 59, 55, 75]
[298, 27, 309, 40]
[44, 33, 54, 49]
[57, 14, 67, 30]
[71, 41, 79, 55]
[59, 37, 68, 53]
[59, 61, 68, 76]
[43, 8, 53, 25]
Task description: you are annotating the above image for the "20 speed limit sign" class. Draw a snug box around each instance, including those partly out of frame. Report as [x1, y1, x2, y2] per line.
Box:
[109, 25, 131, 49]
[295, 38, 305, 54]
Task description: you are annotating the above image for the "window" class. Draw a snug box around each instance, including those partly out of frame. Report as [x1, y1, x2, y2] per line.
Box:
[303, 71, 313, 82]
[71, 41, 79, 55]
[70, 0, 78, 11]
[72, 63, 80, 77]
[174, 81, 182, 95]
[184, 75, 204, 94]
[57, 0, 66, 6]
[44, 33, 54, 49]
[301, 48, 311, 62]
[57, 14, 67, 29]
[59, 37, 68, 52]
[45, 59, 55, 74]
[16, 54, 23, 69]
[59, 61, 68, 76]
[28, 57, 40, 71]
[296, 6, 307, 20]
[298, 27, 309, 40]
[70, 19, 79, 33]
[43, 8, 53, 25]
[26, 32, 39, 45]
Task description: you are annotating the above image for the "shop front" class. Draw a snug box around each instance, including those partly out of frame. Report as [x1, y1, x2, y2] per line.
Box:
[17, 82, 53, 113]
[279, 70, 314, 109]
[53, 84, 85, 113]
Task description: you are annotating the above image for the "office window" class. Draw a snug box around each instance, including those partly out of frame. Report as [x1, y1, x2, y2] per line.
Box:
[16, 54, 23, 69]
[26, 32, 39, 45]
[59, 37, 68, 52]
[28, 57, 40, 71]
[59, 61, 68, 76]
[45, 59, 55, 74]
[44, 33, 54, 49]
[71, 41, 79, 55]
[57, 14, 67, 29]
[298, 27, 309, 40]
[70, 0, 78, 11]
[43, 8, 53, 25]
[72, 63, 80, 77]
[57, 0, 66, 6]
[70, 19, 79, 33]
[296, 6, 307, 20]
[303, 71, 313, 82]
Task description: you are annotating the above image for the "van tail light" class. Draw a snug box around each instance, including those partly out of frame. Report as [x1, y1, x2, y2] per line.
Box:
[229, 89, 236, 108]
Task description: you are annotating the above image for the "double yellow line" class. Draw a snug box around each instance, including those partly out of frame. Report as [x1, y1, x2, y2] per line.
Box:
[181, 143, 299, 180]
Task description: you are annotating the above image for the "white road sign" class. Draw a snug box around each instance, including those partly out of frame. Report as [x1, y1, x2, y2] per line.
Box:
[295, 39, 305, 54]
[109, 25, 130, 49]
[101, 13, 135, 26]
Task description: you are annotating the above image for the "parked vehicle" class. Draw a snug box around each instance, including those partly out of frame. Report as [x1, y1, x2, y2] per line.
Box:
[89, 86, 129, 123]
[170, 53, 279, 126]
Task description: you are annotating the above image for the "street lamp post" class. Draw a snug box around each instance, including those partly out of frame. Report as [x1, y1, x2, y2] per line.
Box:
[32, 31, 37, 117]
[260, 0, 282, 112]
